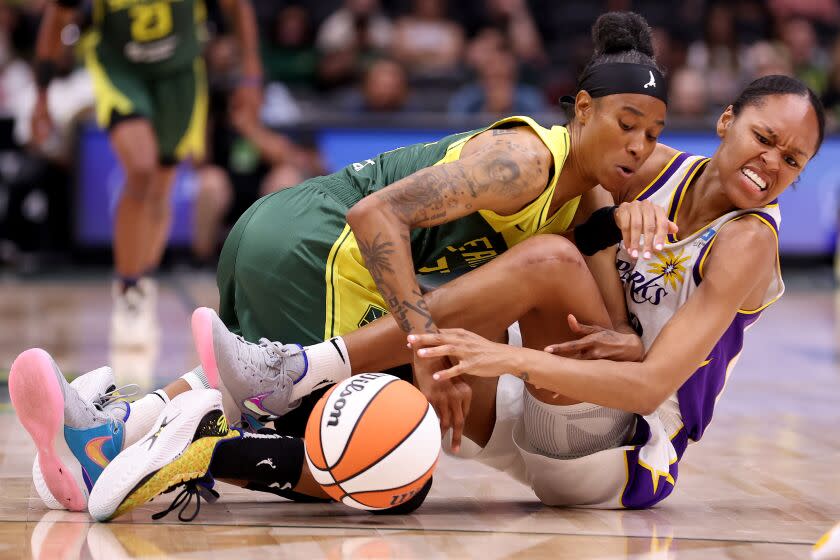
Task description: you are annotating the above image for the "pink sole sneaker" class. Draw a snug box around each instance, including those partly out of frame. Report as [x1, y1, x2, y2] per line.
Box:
[9, 349, 87, 511]
[191, 307, 220, 389]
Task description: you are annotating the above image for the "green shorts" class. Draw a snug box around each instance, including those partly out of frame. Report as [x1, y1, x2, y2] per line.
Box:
[217, 175, 406, 435]
[216, 174, 388, 347]
[85, 48, 207, 163]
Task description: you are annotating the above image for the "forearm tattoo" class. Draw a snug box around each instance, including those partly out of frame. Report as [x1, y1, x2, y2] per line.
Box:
[357, 232, 395, 286]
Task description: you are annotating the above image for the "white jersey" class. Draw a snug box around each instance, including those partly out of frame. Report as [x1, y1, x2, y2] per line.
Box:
[617, 152, 784, 448]
[450, 152, 785, 510]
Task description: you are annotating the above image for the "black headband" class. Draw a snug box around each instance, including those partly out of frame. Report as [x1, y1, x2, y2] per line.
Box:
[563, 62, 668, 105]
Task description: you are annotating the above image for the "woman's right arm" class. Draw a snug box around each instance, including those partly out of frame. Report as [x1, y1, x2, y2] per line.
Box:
[346, 126, 550, 449]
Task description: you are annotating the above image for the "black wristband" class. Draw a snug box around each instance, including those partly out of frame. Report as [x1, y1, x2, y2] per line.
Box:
[573, 205, 623, 256]
[34, 60, 57, 90]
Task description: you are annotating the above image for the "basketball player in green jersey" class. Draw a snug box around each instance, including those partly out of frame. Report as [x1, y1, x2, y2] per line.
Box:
[32, 0, 262, 347]
[203, 12, 672, 449]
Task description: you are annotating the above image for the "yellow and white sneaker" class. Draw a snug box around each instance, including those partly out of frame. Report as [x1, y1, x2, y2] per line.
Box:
[87, 389, 238, 522]
[814, 522, 840, 560]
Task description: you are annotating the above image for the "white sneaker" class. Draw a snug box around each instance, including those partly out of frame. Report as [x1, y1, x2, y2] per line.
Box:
[10, 349, 126, 512]
[110, 279, 159, 348]
[88, 389, 236, 522]
[32, 366, 123, 510]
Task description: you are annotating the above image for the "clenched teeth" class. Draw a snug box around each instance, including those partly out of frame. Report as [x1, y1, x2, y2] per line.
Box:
[741, 168, 767, 191]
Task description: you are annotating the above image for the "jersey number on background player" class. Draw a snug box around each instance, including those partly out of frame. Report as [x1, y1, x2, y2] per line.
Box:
[129, 2, 173, 42]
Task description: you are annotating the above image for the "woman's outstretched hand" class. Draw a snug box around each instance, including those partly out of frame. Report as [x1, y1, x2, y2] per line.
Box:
[544, 314, 645, 362]
[409, 329, 519, 381]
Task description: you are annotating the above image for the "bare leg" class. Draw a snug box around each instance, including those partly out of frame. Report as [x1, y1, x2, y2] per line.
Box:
[142, 165, 178, 272]
[192, 166, 233, 262]
[346, 236, 611, 373]
[110, 119, 164, 279]
[344, 235, 612, 443]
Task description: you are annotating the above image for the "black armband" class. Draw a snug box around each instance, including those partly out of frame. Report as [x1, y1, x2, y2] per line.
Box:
[55, 0, 83, 8]
[34, 60, 57, 90]
[573, 205, 623, 256]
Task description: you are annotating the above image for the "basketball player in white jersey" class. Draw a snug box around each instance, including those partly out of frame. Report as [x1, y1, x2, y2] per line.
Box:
[408, 74, 824, 508]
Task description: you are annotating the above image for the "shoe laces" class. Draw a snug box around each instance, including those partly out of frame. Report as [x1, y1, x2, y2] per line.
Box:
[94, 384, 140, 411]
[94, 384, 139, 430]
[151, 475, 219, 522]
[232, 333, 298, 378]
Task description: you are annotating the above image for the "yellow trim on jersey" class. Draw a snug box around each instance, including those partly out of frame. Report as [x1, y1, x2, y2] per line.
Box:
[322, 116, 578, 340]
[666, 158, 710, 242]
[173, 58, 208, 161]
[668, 424, 685, 440]
[85, 38, 135, 127]
[637, 458, 676, 495]
[633, 151, 684, 201]
[428, 116, 578, 246]
[696, 212, 782, 314]
[476, 118, 578, 246]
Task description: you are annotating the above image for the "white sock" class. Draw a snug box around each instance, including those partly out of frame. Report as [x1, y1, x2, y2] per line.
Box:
[181, 366, 211, 390]
[119, 390, 169, 448]
[291, 337, 352, 400]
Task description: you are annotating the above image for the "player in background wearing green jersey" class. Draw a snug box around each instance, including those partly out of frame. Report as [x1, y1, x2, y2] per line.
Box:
[31, 0, 262, 348]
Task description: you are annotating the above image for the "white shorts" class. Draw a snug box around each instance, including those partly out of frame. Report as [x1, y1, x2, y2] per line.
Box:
[444, 324, 683, 509]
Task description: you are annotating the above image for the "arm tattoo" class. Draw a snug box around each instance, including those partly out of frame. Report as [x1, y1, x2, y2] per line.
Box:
[401, 295, 435, 331]
[357, 232, 395, 286]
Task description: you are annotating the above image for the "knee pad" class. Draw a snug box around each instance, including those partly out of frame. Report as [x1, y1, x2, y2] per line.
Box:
[523, 390, 636, 459]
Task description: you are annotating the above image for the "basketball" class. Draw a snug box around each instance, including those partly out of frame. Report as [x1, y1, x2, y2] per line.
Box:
[304, 373, 441, 510]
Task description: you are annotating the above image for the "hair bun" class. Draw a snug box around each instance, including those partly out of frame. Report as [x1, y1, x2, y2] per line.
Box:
[592, 12, 654, 58]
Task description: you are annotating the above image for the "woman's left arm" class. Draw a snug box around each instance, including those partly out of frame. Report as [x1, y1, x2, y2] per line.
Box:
[414, 218, 778, 415]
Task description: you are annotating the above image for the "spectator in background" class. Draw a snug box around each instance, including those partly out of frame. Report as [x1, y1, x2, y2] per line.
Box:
[317, 0, 393, 90]
[685, 2, 740, 109]
[668, 67, 710, 120]
[261, 5, 318, 89]
[391, 0, 464, 78]
[339, 58, 416, 113]
[192, 102, 313, 265]
[0, 4, 32, 118]
[742, 40, 793, 82]
[768, 0, 840, 23]
[481, 0, 547, 72]
[448, 48, 544, 116]
[779, 18, 829, 95]
[192, 36, 318, 265]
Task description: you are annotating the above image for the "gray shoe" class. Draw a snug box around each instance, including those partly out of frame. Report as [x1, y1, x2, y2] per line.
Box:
[191, 307, 306, 422]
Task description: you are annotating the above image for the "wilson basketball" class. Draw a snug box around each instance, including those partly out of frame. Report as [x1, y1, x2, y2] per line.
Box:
[304, 373, 441, 510]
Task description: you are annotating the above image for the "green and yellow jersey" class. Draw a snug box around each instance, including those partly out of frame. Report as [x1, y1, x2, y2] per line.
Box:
[328, 115, 580, 287]
[216, 115, 581, 346]
[63, 0, 205, 75]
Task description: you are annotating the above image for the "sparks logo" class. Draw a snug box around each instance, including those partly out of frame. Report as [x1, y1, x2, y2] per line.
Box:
[85, 436, 113, 468]
[647, 249, 690, 290]
[618, 249, 689, 305]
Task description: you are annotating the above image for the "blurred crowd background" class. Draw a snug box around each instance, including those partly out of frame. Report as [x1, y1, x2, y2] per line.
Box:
[1, 0, 839, 270]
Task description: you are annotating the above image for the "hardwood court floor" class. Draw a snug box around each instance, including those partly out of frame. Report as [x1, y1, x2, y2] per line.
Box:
[0, 270, 838, 559]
